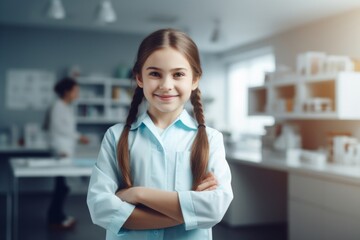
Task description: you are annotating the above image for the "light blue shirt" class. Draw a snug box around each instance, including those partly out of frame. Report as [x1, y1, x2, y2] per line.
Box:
[87, 110, 233, 240]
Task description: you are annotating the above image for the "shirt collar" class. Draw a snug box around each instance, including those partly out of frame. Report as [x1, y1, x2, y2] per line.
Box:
[130, 109, 198, 131]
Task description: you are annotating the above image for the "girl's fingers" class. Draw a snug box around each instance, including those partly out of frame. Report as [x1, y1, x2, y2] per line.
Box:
[200, 172, 216, 184]
[196, 172, 219, 191]
[196, 179, 218, 191]
[206, 186, 217, 191]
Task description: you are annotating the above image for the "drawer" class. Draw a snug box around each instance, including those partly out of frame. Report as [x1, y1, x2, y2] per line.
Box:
[289, 173, 326, 205]
[289, 173, 360, 218]
[289, 199, 360, 240]
[324, 180, 360, 218]
[289, 200, 327, 240]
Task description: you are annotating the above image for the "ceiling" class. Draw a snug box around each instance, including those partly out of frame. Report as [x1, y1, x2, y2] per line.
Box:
[1, 0, 360, 53]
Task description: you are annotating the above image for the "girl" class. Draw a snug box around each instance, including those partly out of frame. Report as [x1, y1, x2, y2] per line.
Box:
[87, 29, 233, 239]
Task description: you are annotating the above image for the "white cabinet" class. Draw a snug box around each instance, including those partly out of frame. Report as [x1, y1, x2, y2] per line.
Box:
[248, 72, 360, 119]
[289, 173, 360, 240]
[75, 76, 134, 124]
[224, 162, 287, 226]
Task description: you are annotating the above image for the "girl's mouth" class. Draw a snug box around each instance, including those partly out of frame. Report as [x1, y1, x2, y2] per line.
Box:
[154, 94, 179, 101]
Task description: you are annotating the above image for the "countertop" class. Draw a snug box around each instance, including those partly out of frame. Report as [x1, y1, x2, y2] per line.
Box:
[227, 148, 360, 185]
[0, 145, 51, 153]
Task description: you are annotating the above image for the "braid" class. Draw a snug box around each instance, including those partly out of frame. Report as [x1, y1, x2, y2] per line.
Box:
[117, 87, 144, 188]
[125, 87, 144, 126]
[190, 88, 209, 189]
[190, 88, 206, 125]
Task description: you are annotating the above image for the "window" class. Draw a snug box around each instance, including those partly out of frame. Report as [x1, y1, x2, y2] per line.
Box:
[227, 51, 275, 135]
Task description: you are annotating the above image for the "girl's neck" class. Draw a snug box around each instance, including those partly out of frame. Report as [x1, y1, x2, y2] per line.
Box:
[147, 107, 183, 129]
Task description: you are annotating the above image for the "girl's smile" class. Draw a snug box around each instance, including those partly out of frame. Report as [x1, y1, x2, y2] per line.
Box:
[154, 94, 179, 102]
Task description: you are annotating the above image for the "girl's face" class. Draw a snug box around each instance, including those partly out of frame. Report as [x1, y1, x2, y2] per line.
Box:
[137, 47, 198, 119]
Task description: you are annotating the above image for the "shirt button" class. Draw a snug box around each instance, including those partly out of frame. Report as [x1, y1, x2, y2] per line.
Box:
[154, 230, 159, 235]
[157, 145, 162, 151]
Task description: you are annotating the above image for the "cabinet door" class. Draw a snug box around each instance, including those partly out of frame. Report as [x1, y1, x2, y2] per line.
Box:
[289, 199, 360, 240]
[223, 163, 287, 226]
[289, 173, 360, 240]
[289, 200, 327, 240]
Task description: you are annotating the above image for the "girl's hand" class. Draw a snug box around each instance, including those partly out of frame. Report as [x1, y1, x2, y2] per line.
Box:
[116, 187, 142, 205]
[196, 172, 218, 191]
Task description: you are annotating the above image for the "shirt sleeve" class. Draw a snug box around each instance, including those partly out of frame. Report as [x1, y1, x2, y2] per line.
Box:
[87, 127, 135, 235]
[177, 130, 234, 230]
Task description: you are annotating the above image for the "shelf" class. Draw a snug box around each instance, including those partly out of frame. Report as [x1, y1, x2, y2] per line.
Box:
[248, 111, 268, 116]
[109, 100, 131, 106]
[300, 73, 337, 83]
[248, 71, 360, 119]
[77, 76, 132, 84]
[271, 78, 299, 87]
[272, 111, 337, 119]
[248, 86, 266, 91]
[76, 117, 125, 124]
[76, 98, 105, 104]
[111, 80, 133, 88]
[75, 76, 132, 124]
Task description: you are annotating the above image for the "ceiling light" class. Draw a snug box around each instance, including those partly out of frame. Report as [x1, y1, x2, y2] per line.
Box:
[97, 0, 117, 24]
[47, 0, 66, 20]
[211, 19, 220, 43]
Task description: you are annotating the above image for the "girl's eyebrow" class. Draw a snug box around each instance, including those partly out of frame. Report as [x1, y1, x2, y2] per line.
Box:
[146, 66, 188, 71]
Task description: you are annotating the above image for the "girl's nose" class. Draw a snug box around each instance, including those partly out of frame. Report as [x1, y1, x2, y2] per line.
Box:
[159, 76, 173, 90]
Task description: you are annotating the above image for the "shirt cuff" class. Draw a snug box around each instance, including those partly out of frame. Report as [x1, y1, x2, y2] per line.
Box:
[108, 201, 136, 235]
[178, 191, 197, 230]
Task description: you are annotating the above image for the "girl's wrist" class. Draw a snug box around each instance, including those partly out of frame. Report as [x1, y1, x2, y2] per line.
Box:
[135, 186, 145, 204]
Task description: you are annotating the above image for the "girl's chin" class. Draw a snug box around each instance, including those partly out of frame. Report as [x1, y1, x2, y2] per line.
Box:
[151, 106, 184, 114]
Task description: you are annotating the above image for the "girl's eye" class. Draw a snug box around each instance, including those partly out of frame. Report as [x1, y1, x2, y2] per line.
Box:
[149, 72, 160, 77]
[174, 72, 185, 78]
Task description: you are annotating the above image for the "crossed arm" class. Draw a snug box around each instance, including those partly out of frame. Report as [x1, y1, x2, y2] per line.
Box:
[116, 172, 218, 230]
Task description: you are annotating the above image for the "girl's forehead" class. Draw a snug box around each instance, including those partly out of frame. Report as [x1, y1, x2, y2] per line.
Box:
[143, 48, 191, 70]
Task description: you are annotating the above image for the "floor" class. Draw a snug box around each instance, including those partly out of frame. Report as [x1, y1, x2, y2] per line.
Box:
[0, 193, 287, 240]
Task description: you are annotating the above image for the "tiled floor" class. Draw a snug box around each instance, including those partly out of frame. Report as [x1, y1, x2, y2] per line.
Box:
[0, 193, 287, 240]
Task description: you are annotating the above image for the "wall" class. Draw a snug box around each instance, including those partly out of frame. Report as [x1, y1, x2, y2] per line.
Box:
[219, 8, 360, 149]
[0, 24, 225, 131]
[199, 53, 227, 129]
[0, 24, 144, 130]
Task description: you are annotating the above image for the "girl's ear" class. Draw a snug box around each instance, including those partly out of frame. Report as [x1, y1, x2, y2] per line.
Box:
[192, 77, 200, 90]
[136, 74, 143, 88]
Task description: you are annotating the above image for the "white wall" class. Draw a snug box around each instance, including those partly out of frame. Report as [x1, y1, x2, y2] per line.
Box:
[200, 53, 227, 129]
[218, 8, 360, 149]
[221, 8, 360, 70]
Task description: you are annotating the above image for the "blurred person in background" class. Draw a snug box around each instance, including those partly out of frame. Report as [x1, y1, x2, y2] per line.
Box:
[44, 77, 89, 230]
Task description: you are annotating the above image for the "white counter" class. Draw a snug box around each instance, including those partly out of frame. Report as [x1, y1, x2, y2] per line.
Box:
[0, 145, 51, 154]
[226, 148, 360, 240]
[227, 149, 360, 185]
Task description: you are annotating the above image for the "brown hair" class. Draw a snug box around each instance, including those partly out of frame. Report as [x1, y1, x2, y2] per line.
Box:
[117, 29, 209, 190]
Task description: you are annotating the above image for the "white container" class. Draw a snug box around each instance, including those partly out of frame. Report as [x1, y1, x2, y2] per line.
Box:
[324, 55, 354, 74]
[299, 150, 327, 167]
[297, 52, 326, 76]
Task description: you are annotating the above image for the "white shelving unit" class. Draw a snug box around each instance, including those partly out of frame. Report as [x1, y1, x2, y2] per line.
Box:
[75, 76, 134, 124]
[248, 71, 360, 119]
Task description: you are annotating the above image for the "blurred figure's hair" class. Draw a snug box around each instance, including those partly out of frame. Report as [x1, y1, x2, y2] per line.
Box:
[54, 77, 78, 98]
